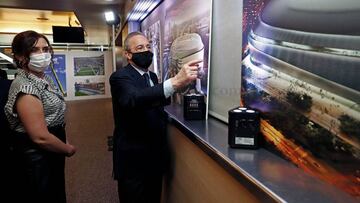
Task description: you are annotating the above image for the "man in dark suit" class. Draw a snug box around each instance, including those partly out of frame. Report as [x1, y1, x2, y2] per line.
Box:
[109, 31, 201, 202]
[0, 68, 12, 148]
[0, 69, 15, 200]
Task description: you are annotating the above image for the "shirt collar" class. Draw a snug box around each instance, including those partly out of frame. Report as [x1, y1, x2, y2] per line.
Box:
[17, 69, 49, 89]
[131, 64, 149, 76]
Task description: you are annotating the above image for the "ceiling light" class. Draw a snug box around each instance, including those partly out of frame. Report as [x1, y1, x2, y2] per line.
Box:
[105, 11, 120, 25]
[127, 0, 162, 21]
[105, 11, 115, 22]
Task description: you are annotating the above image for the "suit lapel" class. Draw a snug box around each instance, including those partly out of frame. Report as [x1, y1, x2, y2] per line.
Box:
[127, 64, 141, 78]
[149, 72, 158, 85]
[127, 64, 158, 87]
[126, 65, 146, 87]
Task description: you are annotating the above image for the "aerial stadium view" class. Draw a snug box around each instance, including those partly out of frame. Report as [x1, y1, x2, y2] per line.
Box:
[74, 55, 105, 76]
[242, 0, 360, 198]
[74, 81, 105, 96]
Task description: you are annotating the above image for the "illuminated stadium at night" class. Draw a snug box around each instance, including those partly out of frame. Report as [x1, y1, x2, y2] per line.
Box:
[242, 0, 360, 198]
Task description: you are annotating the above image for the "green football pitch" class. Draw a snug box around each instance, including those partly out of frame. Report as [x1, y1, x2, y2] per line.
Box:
[75, 67, 96, 76]
[75, 91, 89, 96]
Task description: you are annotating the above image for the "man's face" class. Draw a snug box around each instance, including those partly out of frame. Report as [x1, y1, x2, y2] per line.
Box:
[126, 35, 152, 61]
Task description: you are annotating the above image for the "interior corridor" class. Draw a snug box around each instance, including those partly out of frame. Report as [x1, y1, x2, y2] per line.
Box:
[65, 98, 118, 203]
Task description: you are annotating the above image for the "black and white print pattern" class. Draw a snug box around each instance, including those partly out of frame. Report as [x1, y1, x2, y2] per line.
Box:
[5, 69, 66, 133]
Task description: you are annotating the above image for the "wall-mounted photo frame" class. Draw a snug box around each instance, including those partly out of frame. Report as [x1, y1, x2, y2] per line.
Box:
[141, 0, 213, 119]
[242, 0, 360, 198]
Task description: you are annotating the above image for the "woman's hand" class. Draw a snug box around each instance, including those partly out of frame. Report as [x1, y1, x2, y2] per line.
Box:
[16, 94, 75, 155]
[66, 144, 76, 157]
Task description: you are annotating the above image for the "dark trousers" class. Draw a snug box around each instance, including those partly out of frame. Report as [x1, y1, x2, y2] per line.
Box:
[117, 174, 163, 203]
[1, 148, 17, 200]
[12, 125, 67, 203]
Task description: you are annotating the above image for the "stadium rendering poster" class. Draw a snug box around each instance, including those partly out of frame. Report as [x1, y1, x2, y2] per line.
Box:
[74, 55, 105, 76]
[163, 0, 211, 105]
[242, 0, 360, 198]
[45, 54, 67, 96]
[74, 78, 105, 96]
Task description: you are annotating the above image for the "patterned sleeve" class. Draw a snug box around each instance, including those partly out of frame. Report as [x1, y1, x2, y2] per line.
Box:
[5, 80, 42, 119]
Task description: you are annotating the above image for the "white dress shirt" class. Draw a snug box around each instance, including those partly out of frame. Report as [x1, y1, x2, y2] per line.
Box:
[132, 65, 174, 98]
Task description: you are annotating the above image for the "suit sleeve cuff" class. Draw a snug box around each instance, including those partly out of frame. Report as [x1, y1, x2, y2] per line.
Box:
[163, 79, 175, 98]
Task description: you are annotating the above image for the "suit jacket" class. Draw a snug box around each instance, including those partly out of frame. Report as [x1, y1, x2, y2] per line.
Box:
[0, 79, 13, 171]
[109, 64, 171, 179]
[0, 79, 12, 139]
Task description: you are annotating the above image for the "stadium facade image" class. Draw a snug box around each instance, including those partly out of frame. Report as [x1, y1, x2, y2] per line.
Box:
[242, 0, 360, 197]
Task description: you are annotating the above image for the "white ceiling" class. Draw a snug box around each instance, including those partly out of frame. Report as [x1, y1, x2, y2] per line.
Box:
[0, 0, 127, 44]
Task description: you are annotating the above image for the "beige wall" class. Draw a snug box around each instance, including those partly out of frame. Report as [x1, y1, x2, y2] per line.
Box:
[163, 125, 261, 203]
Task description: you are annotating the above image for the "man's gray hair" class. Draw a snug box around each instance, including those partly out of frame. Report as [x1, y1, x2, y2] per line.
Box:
[124, 31, 146, 51]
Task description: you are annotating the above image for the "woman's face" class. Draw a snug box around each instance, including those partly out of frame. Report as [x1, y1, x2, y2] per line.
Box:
[30, 37, 50, 55]
[16, 37, 50, 69]
[23, 37, 52, 75]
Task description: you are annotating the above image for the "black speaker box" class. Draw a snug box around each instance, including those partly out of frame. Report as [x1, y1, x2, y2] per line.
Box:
[228, 107, 260, 149]
[183, 94, 206, 120]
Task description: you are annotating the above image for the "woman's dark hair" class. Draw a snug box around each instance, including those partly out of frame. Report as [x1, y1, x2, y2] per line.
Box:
[11, 30, 53, 69]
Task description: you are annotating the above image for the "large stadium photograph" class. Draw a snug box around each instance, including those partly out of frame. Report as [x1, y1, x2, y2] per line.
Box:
[74, 55, 105, 76]
[242, 0, 360, 198]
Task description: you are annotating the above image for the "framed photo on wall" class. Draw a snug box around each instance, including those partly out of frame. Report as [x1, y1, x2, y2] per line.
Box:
[242, 0, 360, 198]
[162, 0, 212, 111]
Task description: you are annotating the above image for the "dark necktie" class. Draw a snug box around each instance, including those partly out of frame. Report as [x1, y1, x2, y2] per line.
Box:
[143, 73, 151, 87]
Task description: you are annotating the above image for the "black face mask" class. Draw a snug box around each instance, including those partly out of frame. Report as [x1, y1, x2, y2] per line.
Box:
[131, 51, 153, 69]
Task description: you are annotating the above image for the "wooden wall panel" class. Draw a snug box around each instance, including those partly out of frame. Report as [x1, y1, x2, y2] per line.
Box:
[163, 125, 260, 203]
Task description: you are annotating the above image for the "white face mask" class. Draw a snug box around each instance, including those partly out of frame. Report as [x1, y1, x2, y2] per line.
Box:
[28, 53, 52, 72]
